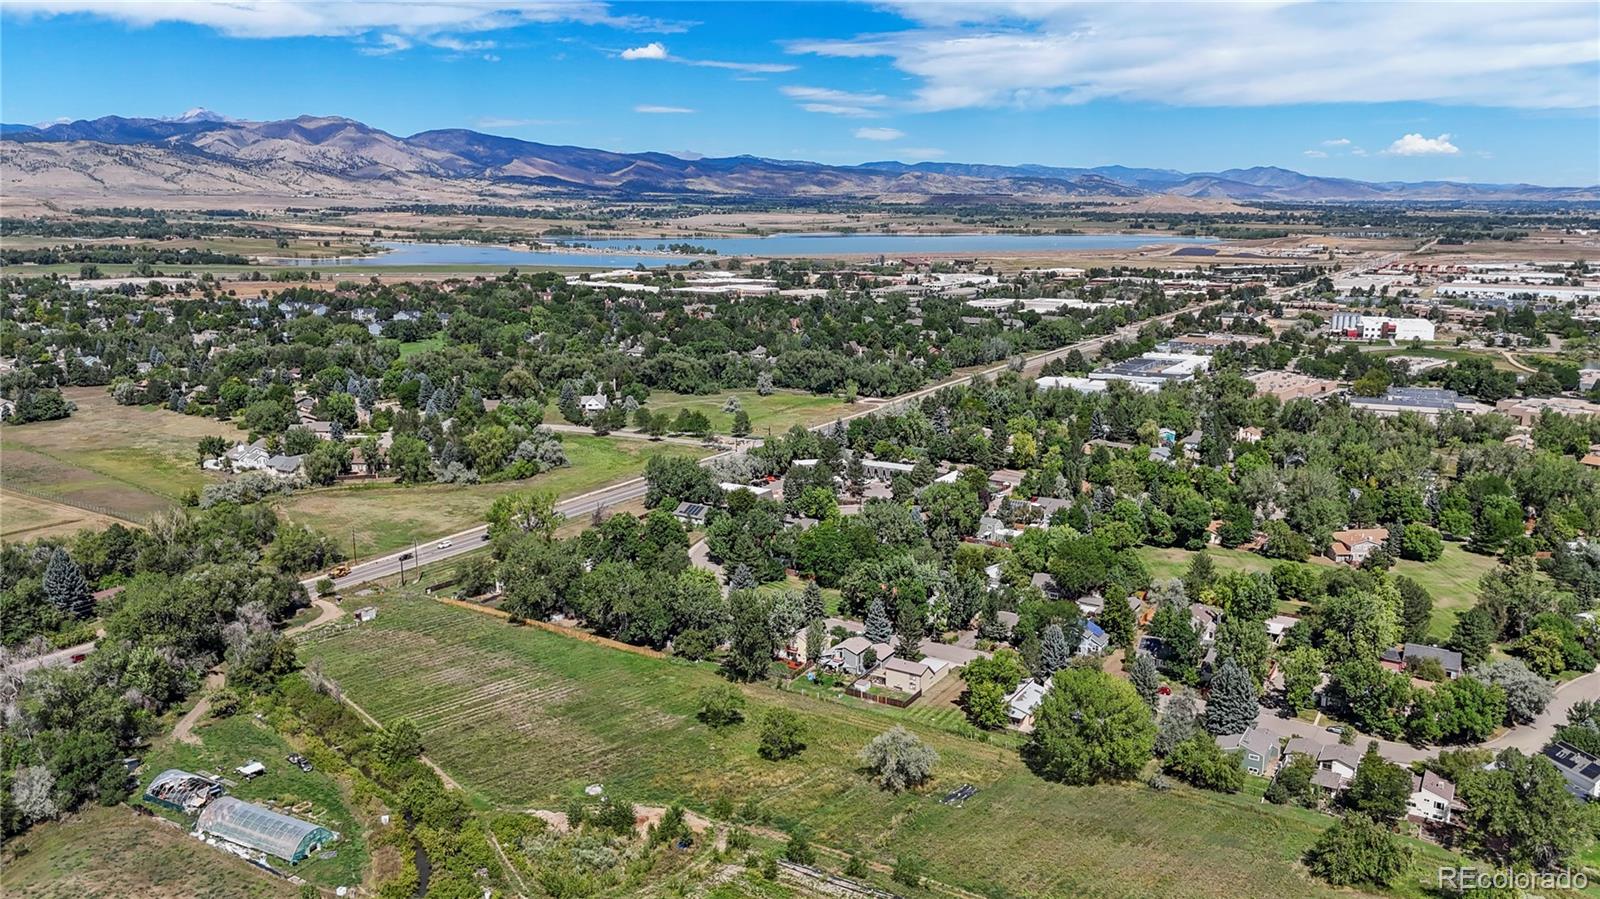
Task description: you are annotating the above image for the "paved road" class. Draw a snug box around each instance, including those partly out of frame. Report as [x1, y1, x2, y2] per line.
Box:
[5, 639, 99, 674]
[1482, 668, 1600, 754]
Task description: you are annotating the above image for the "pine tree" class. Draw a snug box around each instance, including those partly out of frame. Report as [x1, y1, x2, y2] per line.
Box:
[865, 597, 893, 643]
[44, 548, 92, 618]
[1039, 623, 1073, 675]
[728, 564, 758, 592]
[731, 409, 751, 437]
[801, 581, 825, 623]
[1129, 652, 1161, 707]
[1203, 658, 1260, 736]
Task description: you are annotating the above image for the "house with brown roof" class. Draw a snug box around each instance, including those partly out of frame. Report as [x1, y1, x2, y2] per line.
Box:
[1326, 527, 1389, 566]
[1407, 770, 1462, 825]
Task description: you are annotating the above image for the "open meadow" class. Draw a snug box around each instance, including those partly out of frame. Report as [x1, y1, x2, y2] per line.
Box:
[0, 387, 237, 523]
[2, 804, 294, 899]
[299, 593, 1464, 899]
[275, 436, 708, 555]
[548, 389, 847, 436]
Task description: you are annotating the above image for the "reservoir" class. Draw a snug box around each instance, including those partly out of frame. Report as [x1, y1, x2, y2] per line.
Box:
[288, 232, 1219, 269]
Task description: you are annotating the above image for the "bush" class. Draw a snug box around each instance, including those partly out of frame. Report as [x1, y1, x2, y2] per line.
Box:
[1162, 734, 1244, 793]
[1304, 813, 1412, 887]
[695, 685, 746, 728]
[783, 827, 816, 864]
[757, 708, 806, 760]
[892, 854, 923, 888]
[858, 726, 938, 791]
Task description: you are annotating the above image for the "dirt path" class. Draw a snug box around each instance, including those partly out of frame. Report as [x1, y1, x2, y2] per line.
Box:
[287, 597, 344, 636]
[173, 670, 225, 745]
[1500, 349, 1537, 373]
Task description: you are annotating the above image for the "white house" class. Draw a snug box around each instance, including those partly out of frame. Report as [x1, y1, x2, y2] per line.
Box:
[578, 393, 609, 414]
[1407, 770, 1460, 825]
[1004, 677, 1051, 730]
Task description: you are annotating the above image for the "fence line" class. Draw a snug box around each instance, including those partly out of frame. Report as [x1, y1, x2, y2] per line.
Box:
[4, 483, 145, 525]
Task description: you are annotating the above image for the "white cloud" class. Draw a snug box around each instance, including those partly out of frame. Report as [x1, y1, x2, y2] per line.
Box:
[619, 41, 793, 72]
[634, 104, 695, 114]
[4, 1, 688, 49]
[621, 41, 669, 60]
[854, 127, 905, 141]
[782, 85, 889, 117]
[788, 2, 1600, 110]
[1351, 147, 1369, 157]
[1322, 138, 1352, 147]
[1303, 149, 1328, 158]
[1383, 132, 1461, 156]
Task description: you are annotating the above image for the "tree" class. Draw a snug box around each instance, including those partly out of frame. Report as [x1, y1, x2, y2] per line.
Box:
[1447, 605, 1497, 669]
[1329, 658, 1412, 739]
[1406, 676, 1505, 744]
[696, 685, 746, 728]
[43, 549, 93, 618]
[1304, 814, 1412, 888]
[1183, 550, 1216, 597]
[1343, 745, 1411, 824]
[388, 434, 432, 483]
[1399, 525, 1442, 562]
[1098, 589, 1136, 649]
[864, 597, 892, 643]
[1279, 645, 1326, 715]
[1026, 668, 1155, 785]
[1266, 754, 1320, 807]
[1204, 658, 1259, 736]
[1471, 659, 1553, 724]
[1395, 576, 1433, 644]
[1129, 652, 1161, 707]
[1155, 688, 1201, 757]
[1458, 749, 1589, 870]
[1039, 622, 1073, 675]
[859, 726, 938, 791]
[1163, 733, 1244, 793]
[758, 708, 806, 760]
[376, 719, 423, 766]
[724, 593, 775, 682]
[804, 618, 826, 666]
[731, 409, 752, 438]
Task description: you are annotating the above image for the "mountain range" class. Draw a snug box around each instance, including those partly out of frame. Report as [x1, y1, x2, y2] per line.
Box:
[2, 112, 1592, 204]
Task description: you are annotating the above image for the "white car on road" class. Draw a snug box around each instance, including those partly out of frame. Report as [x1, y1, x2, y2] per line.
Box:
[436, 540, 453, 549]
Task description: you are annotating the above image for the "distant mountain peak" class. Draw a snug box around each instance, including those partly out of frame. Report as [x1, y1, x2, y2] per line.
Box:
[171, 107, 234, 123]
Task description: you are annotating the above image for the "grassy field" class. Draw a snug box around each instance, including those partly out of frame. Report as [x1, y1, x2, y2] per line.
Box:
[3, 804, 295, 899]
[396, 336, 445, 359]
[1391, 542, 1501, 641]
[275, 436, 707, 555]
[1366, 346, 1522, 373]
[0, 491, 126, 541]
[1137, 545, 1282, 581]
[132, 715, 368, 888]
[300, 593, 1462, 899]
[0, 387, 236, 522]
[549, 389, 846, 436]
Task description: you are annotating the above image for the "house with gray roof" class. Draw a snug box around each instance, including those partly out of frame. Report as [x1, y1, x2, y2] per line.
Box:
[1543, 742, 1600, 801]
[1215, 727, 1280, 775]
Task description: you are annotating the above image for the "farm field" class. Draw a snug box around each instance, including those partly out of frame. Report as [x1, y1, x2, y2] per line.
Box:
[0, 490, 125, 541]
[275, 436, 708, 555]
[300, 594, 1459, 899]
[2, 804, 294, 899]
[0, 387, 237, 522]
[548, 389, 846, 436]
[134, 715, 368, 889]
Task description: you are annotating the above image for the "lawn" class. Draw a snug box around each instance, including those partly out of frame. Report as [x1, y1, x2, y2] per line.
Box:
[300, 593, 1459, 899]
[132, 714, 368, 889]
[1390, 542, 1502, 641]
[275, 436, 708, 555]
[0, 387, 237, 522]
[1137, 545, 1283, 581]
[396, 336, 445, 359]
[550, 389, 846, 436]
[2, 804, 294, 899]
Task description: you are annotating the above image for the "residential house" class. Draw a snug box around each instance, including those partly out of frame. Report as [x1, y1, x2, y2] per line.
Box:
[719, 482, 773, 499]
[578, 393, 609, 415]
[1542, 742, 1600, 801]
[1380, 643, 1464, 679]
[861, 458, 915, 482]
[1189, 603, 1221, 645]
[1265, 614, 1301, 644]
[1004, 677, 1051, 730]
[1327, 527, 1389, 566]
[1316, 744, 1363, 787]
[1030, 572, 1061, 600]
[265, 454, 304, 479]
[831, 636, 895, 676]
[1078, 620, 1109, 656]
[1407, 770, 1461, 825]
[1216, 727, 1280, 775]
[1074, 592, 1105, 618]
[865, 656, 950, 695]
[672, 502, 709, 527]
[1236, 426, 1263, 444]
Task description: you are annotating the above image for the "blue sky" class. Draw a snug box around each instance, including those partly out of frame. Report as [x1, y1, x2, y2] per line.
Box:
[3, 1, 1598, 185]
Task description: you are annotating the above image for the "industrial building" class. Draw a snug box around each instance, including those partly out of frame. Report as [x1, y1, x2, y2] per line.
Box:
[1348, 387, 1490, 419]
[1328, 312, 1436, 342]
[196, 796, 337, 864]
[1087, 353, 1210, 392]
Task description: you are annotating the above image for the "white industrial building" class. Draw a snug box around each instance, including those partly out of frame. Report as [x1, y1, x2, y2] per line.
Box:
[1328, 312, 1435, 342]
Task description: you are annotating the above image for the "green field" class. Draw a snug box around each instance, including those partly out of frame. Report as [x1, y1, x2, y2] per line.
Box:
[1390, 542, 1502, 640]
[395, 336, 445, 359]
[0, 387, 237, 522]
[133, 715, 368, 888]
[549, 389, 846, 436]
[1137, 545, 1282, 581]
[3, 804, 294, 899]
[300, 594, 1462, 899]
[275, 436, 708, 555]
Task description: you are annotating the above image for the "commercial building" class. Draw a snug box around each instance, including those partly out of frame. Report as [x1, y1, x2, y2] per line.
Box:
[1034, 375, 1106, 394]
[1087, 353, 1210, 393]
[1494, 396, 1600, 427]
[1349, 387, 1491, 419]
[1328, 312, 1436, 342]
[1246, 370, 1342, 402]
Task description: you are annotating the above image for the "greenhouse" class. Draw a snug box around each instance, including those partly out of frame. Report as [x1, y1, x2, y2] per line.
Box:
[143, 769, 221, 814]
[195, 796, 336, 863]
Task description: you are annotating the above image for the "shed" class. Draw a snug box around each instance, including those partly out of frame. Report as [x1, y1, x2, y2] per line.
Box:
[196, 796, 336, 863]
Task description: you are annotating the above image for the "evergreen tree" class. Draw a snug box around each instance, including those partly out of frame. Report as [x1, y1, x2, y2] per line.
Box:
[731, 409, 752, 437]
[1204, 658, 1259, 735]
[1129, 652, 1161, 707]
[1183, 550, 1217, 598]
[865, 597, 893, 643]
[1154, 689, 1201, 756]
[1039, 623, 1073, 675]
[801, 580, 825, 622]
[728, 564, 758, 592]
[44, 548, 93, 618]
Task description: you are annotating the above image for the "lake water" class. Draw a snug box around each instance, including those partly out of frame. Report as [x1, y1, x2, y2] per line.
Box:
[290, 232, 1218, 269]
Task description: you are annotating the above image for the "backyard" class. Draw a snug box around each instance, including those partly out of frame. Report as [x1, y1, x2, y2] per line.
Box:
[275, 435, 708, 555]
[299, 593, 1464, 899]
[549, 389, 847, 436]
